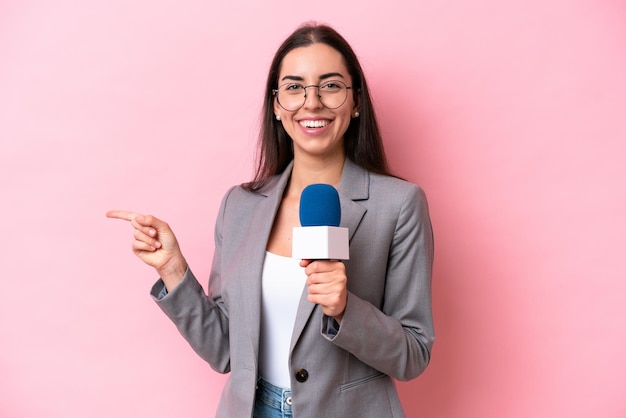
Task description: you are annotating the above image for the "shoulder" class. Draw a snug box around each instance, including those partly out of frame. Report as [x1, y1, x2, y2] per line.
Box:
[368, 172, 429, 210]
[217, 184, 264, 214]
[342, 159, 427, 202]
[366, 173, 433, 250]
[217, 173, 284, 214]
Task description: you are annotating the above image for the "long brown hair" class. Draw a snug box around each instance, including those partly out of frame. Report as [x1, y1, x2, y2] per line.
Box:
[244, 23, 390, 191]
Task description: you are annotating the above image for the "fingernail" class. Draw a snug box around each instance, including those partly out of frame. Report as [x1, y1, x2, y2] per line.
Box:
[149, 229, 156, 237]
[154, 241, 161, 248]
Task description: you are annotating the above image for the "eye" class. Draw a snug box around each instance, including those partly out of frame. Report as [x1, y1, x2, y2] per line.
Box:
[320, 81, 343, 92]
[283, 83, 305, 93]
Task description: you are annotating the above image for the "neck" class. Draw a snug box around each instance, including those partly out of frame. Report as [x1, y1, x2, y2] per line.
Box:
[288, 153, 345, 197]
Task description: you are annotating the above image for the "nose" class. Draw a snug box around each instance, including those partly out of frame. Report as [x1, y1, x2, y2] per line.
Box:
[303, 85, 324, 109]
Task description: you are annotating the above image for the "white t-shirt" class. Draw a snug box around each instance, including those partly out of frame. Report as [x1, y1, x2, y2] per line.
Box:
[258, 251, 308, 388]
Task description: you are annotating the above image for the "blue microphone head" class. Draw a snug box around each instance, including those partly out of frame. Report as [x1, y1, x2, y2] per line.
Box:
[299, 184, 341, 227]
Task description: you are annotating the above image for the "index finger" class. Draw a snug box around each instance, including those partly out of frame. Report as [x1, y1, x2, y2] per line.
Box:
[106, 210, 137, 222]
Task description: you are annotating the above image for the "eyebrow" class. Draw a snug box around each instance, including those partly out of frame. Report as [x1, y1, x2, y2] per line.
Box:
[280, 72, 346, 82]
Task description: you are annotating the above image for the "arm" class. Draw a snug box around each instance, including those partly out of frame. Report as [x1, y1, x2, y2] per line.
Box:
[106, 192, 233, 373]
[153, 193, 232, 372]
[321, 185, 435, 381]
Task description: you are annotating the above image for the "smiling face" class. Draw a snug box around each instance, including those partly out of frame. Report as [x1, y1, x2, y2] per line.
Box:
[274, 43, 359, 162]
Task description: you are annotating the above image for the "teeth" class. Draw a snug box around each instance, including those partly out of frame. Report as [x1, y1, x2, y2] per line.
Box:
[300, 120, 329, 128]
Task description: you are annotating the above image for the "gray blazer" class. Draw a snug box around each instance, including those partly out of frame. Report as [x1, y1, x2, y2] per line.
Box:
[151, 159, 434, 417]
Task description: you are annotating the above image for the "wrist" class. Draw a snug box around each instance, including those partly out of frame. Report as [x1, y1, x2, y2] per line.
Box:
[158, 257, 188, 291]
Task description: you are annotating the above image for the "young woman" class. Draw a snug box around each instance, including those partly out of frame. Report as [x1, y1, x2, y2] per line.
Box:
[108, 23, 434, 418]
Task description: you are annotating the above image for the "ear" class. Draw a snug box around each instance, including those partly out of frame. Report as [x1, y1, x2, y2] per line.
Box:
[273, 96, 281, 119]
[352, 90, 361, 116]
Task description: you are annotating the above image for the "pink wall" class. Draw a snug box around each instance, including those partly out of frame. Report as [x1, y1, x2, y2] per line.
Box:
[2, 1, 625, 417]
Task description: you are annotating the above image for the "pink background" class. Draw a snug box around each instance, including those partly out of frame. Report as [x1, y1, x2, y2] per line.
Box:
[2, 0, 625, 417]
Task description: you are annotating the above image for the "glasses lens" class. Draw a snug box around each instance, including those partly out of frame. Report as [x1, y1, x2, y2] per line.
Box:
[318, 81, 348, 109]
[276, 81, 349, 111]
[277, 83, 306, 111]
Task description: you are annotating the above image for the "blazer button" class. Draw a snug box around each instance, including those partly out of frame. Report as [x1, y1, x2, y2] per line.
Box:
[295, 368, 309, 382]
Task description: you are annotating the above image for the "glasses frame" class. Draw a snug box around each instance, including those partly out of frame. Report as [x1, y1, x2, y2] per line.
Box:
[272, 80, 353, 112]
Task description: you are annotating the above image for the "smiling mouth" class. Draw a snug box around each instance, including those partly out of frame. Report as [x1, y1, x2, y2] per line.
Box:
[299, 120, 330, 128]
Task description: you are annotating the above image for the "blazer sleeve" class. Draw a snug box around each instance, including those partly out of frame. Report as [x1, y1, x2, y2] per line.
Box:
[149, 188, 234, 374]
[322, 184, 435, 381]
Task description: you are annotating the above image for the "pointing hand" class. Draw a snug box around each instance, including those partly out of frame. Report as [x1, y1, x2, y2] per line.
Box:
[106, 210, 187, 291]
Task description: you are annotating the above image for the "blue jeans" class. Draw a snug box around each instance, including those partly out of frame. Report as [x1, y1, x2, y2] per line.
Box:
[254, 377, 293, 418]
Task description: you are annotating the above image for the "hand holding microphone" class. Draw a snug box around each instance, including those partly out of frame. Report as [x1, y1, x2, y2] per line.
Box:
[301, 258, 348, 321]
[293, 184, 349, 322]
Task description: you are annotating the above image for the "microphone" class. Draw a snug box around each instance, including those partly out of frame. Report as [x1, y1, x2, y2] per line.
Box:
[292, 184, 350, 260]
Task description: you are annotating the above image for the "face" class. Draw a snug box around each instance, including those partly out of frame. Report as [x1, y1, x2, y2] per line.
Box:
[274, 43, 359, 161]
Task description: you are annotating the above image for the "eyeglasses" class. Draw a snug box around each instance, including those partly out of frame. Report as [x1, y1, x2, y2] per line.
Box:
[273, 80, 352, 112]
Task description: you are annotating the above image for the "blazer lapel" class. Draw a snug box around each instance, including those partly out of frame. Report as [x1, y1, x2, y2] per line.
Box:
[241, 163, 294, 363]
[337, 159, 369, 240]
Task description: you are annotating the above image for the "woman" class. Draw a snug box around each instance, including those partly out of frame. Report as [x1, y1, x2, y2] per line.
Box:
[108, 23, 434, 418]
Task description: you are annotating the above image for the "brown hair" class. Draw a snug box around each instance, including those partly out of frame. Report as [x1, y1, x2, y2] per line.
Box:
[244, 23, 390, 191]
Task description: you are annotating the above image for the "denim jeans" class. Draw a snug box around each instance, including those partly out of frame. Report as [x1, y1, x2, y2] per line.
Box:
[254, 377, 293, 418]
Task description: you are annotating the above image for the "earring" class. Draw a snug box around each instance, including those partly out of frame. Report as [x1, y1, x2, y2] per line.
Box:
[353, 112, 360, 118]
[275, 114, 281, 121]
